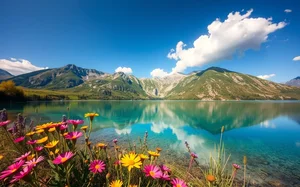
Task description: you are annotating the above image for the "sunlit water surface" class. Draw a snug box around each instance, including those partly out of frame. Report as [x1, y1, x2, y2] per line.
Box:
[1, 101, 300, 186]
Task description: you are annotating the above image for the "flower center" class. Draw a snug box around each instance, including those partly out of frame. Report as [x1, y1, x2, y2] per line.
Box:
[11, 169, 17, 173]
[72, 135, 77, 139]
[150, 171, 155, 177]
[176, 184, 182, 187]
[61, 157, 67, 163]
[95, 165, 100, 169]
[128, 160, 135, 165]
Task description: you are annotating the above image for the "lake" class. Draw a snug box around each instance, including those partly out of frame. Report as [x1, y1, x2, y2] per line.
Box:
[1, 100, 300, 186]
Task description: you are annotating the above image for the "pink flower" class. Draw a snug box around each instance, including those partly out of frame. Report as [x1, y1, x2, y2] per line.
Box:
[7, 127, 13, 133]
[143, 165, 162, 179]
[14, 151, 31, 162]
[53, 152, 74, 164]
[232, 163, 241, 170]
[191, 152, 198, 158]
[24, 156, 44, 167]
[60, 124, 68, 131]
[10, 165, 33, 183]
[64, 131, 82, 140]
[113, 139, 118, 144]
[171, 178, 188, 187]
[89, 160, 106, 173]
[0, 160, 25, 180]
[160, 173, 170, 180]
[114, 160, 121, 166]
[0, 120, 11, 127]
[67, 119, 84, 127]
[34, 146, 43, 152]
[160, 164, 171, 173]
[14, 136, 25, 143]
[26, 140, 37, 145]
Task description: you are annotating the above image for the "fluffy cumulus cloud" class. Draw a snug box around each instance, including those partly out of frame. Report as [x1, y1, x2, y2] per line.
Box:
[293, 56, 300, 61]
[0, 58, 48, 75]
[164, 9, 286, 73]
[284, 9, 292, 13]
[150, 68, 169, 78]
[257, 74, 276, 80]
[115, 67, 133, 74]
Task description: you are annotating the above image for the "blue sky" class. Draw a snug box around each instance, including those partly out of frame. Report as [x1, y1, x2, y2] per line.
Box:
[0, 0, 299, 82]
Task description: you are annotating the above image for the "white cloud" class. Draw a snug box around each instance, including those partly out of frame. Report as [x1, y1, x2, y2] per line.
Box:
[165, 9, 286, 73]
[257, 74, 276, 80]
[284, 9, 292, 13]
[150, 68, 169, 78]
[115, 67, 133, 74]
[0, 58, 48, 75]
[293, 56, 300, 61]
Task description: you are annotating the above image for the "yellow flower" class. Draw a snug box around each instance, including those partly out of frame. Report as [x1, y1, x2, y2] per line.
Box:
[45, 140, 59, 148]
[36, 122, 53, 130]
[0, 154, 3, 160]
[35, 129, 44, 134]
[27, 154, 35, 161]
[48, 127, 56, 132]
[36, 136, 48, 144]
[50, 149, 59, 156]
[97, 143, 107, 149]
[139, 154, 149, 161]
[110, 180, 123, 187]
[81, 126, 88, 132]
[120, 153, 142, 171]
[84, 113, 99, 121]
[26, 131, 35, 136]
[148, 151, 160, 157]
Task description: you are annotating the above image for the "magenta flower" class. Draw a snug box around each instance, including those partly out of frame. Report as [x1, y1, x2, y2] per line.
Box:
[64, 131, 82, 140]
[67, 120, 84, 129]
[60, 124, 68, 131]
[53, 152, 74, 164]
[7, 127, 13, 133]
[34, 146, 43, 152]
[232, 163, 241, 170]
[0, 120, 11, 127]
[0, 160, 25, 180]
[113, 139, 118, 144]
[160, 173, 170, 180]
[14, 136, 25, 143]
[143, 165, 162, 179]
[89, 160, 106, 173]
[25, 156, 44, 167]
[160, 164, 171, 173]
[10, 165, 33, 183]
[191, 152, 198, 158]
[26, 140, 37, 145]
[171, 178, 188, 187]
[14, 151, 31, 162]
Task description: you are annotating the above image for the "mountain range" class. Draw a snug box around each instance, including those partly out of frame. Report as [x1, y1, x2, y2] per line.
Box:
[0, 69, 13, 80]
[2, 64, 300, 100]
[286, 76, 300, 87]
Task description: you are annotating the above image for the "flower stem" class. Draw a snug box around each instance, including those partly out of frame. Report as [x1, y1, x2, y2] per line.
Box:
[128, 170, 131, 187]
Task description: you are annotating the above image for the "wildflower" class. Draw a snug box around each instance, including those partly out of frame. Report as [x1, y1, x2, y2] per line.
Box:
[191, 152, 198, 159]
[60, 124, 68, 131]
[139, 154, 149, 161]
[35, 129, 44, 134]
[156, 147, 162, 153]
[143, 165, 162, 179]
[45, 140, 59, 149]
[35, 122, 53, 130]
[50, 149, 60, 156]
[160, 173, 170, 180]
[148, 151, 160, 157]
[25, 156, 44, 167]
[160, 164, 171, 173]
[121, 153, 142, 171]
[53, 152, 74, 164]
[27, 154, 35, 161]
[26, 131, 35, 137]
[206, 175, 216, 183]
[84, 113, 99, 121]
[113, 139, 118, 144]
[64, 131, 82, 140]
[36, 136, 48, 144]
[81, 126, 88, 132]
[48, 127, 56, 132]
[26, 140, 37, 145]
[34, 146, 43, 152]
[14, 151, 31, 162]
[14, 136, 25, 143]
[170, 178, 188, 187]
[67, 119, 84, 129]
[0, 120, 10, 127]
[89, 160, 106, 174]
[97, 143, 108, 150]
[10, 165, 33, 183]
[110, 180, 123, 187]
[0, 155, 3, 160]
[233, 163, 241, 170]
[0, 160, 25, 180]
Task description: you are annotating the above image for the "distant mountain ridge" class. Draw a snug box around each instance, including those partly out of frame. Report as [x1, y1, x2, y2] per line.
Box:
[4, 64, 300, 100]
[0, 69, 13, 80]
[286, 76, 300, 87]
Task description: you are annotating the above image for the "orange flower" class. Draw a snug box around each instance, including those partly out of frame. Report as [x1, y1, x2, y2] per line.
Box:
[36, 136, 48, 144]
[206, 175, 216, 182]
[26, 131, 35, 136]
[148, 151, 160, 157]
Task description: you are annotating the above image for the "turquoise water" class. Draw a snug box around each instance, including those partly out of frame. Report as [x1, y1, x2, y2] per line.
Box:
[1, 101, 300, 186]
